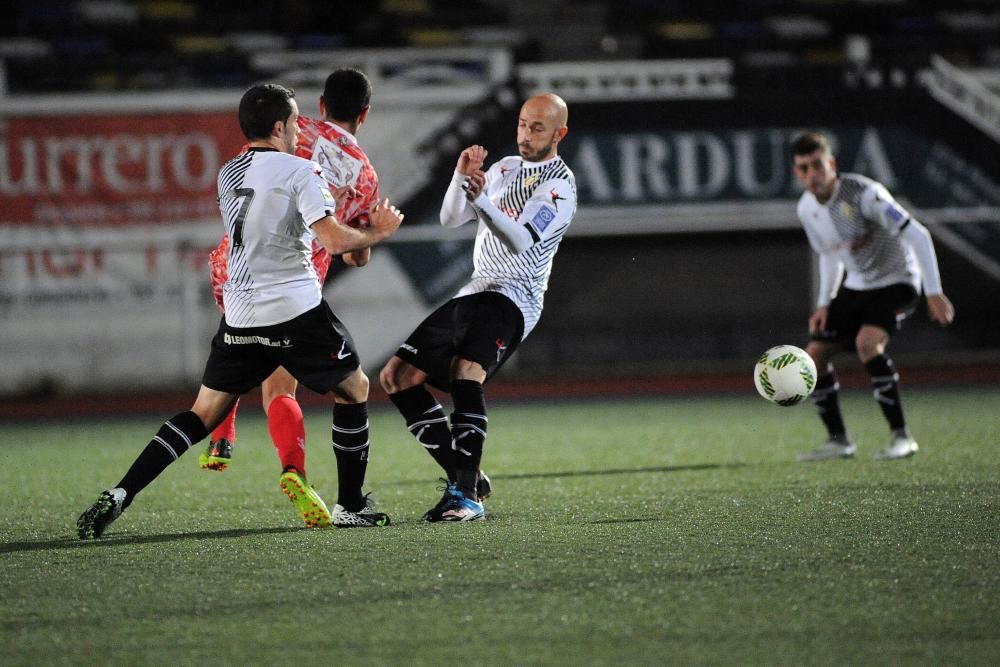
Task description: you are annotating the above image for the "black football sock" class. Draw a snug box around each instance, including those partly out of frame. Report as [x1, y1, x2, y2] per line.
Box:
[388, 385, 455, 482]
[865, 354, 907, 432]
[810, 373, 848, 440]
[332, 402, 370, 511]
[450, 379, 487, 500]
[116, 411, 208, 508]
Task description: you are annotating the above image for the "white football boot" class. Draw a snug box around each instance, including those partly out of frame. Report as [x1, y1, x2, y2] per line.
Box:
[875, 435, 919, 460]
[798, 438, 856, 462]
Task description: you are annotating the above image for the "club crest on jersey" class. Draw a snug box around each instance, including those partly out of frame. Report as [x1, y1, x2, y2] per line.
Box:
[313, 137, 360, 187]
[550, 189, 566, 210]
[531, 205, 557, 233]
[838, 202, 855, 219]
[523, 173, 539, 188]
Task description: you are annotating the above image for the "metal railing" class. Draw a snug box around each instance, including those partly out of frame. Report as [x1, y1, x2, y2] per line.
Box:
[519, 59, 734, 101]
[921, 54, 1000, 144]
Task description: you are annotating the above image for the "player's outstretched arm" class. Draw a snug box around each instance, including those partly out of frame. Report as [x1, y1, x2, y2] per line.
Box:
[311, 198, 403, 255]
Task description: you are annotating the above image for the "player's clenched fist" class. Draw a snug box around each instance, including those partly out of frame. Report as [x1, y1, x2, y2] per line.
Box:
[462, 170, 486, 200]
[457, 145, 487, 176]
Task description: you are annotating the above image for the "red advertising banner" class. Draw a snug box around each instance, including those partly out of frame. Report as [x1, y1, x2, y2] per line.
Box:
[0, 111, 246, 226]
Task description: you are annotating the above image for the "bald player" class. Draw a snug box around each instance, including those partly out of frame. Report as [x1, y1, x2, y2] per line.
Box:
[380, 94, 577, 522]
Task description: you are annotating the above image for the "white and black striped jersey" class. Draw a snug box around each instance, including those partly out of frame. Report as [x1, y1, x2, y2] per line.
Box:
[456, 154, 577, 337]
[217, 147, 336, 327]
[797, 173, 922, 300]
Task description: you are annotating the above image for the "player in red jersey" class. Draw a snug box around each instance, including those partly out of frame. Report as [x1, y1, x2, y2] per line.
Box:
[200, 69, 382, 525]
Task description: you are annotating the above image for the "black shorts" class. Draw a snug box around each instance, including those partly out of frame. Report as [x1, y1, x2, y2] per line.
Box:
[394, 291, 525, 391]
[201, 301, 360, 395]
[811, 283, 919, 350]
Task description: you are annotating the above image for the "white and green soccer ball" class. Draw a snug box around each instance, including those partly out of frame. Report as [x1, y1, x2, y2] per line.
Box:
[754, 345, 817, 406]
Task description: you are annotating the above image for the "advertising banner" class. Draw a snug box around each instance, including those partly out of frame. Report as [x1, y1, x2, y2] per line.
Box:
[561, 125, 1000, 209]
[0, 110, 244, 395]
[1, 111, 244, 226]
[558, 124, 1000, 277]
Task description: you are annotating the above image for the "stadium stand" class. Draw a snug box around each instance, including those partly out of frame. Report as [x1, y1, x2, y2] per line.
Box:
[2, 1, 998, 93]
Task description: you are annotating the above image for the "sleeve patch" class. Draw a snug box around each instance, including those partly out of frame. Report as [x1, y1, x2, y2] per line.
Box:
[886, 203, 905, 223]
[531, 205, 557, 233]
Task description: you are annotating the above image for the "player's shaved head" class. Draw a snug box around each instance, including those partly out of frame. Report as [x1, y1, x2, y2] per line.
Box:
[521, 93, 568, 128]
[517, 93, 569, 162]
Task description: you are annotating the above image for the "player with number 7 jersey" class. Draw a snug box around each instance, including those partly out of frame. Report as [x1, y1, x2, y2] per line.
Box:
[209, 109, 381, 310]
[77, 82, 402, 539]
[200, 70, 383, 530]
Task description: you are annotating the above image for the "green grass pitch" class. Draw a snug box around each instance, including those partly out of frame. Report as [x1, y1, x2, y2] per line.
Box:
[1, 388, 997, 665]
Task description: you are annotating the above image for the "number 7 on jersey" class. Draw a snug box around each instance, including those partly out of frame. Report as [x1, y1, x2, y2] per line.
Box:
[222, 187, 255, 248]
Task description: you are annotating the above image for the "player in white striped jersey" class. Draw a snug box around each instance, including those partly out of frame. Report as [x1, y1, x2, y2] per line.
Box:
[201, 69, 383, 503]
[791, 132, 954, 462]
[380, 93, 576, 522]
[78, 84, 403, 538]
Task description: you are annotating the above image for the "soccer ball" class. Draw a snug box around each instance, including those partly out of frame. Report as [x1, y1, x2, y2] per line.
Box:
[753, 345, 817, 406]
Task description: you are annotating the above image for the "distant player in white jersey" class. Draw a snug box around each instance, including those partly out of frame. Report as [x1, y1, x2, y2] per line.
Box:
[77, 84, 403, 538]
[791, 132, 954, 462]
[380, 93, 577, 521]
